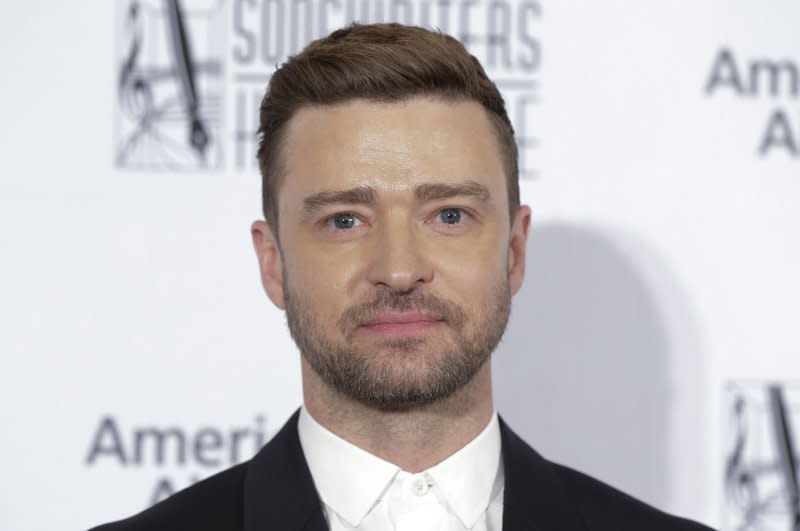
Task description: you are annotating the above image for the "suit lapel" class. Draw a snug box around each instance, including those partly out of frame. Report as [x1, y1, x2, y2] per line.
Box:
[244, 410, 328, 531]
[242, 410, 586, 531]
[500, 417, 587, 531]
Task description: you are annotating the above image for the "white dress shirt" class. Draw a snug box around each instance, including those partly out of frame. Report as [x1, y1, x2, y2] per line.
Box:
[297, 407, 504, 531]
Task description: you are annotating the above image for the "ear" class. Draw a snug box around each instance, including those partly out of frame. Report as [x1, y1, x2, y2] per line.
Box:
[251, 220, 286, 310]
[507, 205, 532, 296]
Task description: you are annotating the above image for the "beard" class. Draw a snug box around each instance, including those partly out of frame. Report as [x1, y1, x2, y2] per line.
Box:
[284, 275, 511, 410]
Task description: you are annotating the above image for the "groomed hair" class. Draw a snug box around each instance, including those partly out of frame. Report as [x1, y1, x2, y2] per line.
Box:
[257, 22, 519, 233]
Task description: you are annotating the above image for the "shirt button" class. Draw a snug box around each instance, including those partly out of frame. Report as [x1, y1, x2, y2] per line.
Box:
[412, 475, 430, 496]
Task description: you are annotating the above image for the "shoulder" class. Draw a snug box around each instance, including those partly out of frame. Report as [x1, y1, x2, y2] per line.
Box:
[551, 463, 715, 531]
[89, 409, 315, 531]
[88, 462, 248, 531]
[498, 416, 715, 530]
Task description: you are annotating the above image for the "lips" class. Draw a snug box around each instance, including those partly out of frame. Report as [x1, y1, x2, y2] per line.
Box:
[363, 312, 442, 326]
[359, 312, 445, 335]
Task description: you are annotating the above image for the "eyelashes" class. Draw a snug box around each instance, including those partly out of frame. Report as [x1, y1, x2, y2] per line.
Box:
[328, 212, 362, 230]
[322, 207, 473, 233]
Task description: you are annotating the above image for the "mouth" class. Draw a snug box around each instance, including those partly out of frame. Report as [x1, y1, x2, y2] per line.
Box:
[359, 312, 446, 337]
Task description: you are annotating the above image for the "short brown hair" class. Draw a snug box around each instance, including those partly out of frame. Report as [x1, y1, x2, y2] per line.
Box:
[257, 23, 519, 233]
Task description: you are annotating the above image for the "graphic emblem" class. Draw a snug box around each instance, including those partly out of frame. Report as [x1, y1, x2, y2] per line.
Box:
[726, 382, 800, 530]
[115, 0, 225, 170]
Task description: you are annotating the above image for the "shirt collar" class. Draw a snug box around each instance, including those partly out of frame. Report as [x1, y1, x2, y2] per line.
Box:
[298, 407, 399, 526]
[426, 412, 503, 528]
[297, 406, 502, 528]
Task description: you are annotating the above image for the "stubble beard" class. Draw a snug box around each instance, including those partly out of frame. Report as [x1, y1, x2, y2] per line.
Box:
[284, 275, 511, 411]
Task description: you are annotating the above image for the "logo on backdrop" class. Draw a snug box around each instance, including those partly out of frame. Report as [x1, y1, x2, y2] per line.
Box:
[115, 0, 226, 170]
[85, 415, 271, 505]
[705, 48, 799, 159]
[114, 0, 542, 177]
[725, 382, 800, 531]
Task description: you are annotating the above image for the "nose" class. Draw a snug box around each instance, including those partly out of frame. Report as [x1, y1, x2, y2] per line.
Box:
[366, 217, 434, 293]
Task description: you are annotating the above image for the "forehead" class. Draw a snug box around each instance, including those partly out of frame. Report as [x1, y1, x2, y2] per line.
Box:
[279, 97, 506, 197]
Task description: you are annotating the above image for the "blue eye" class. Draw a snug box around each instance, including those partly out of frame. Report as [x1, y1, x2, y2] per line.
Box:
[332, 213, 358, 230]
[438, 208, 463, 225]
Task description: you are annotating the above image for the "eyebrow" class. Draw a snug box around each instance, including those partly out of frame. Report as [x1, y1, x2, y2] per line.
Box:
[415, 181, 491, 202]
[301, 180, 492, 214]
[303, 186, 376, 213]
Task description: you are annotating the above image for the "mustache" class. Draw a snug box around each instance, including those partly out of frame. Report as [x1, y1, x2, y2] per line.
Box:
[338, 290, 467, 334]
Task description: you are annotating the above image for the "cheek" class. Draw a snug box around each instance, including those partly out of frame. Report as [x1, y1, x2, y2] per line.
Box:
[283, 237, 363, 318]
[430, 235, 508, 295]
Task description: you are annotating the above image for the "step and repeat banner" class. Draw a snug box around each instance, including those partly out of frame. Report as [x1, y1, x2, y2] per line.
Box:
[1, 1, 798, 529]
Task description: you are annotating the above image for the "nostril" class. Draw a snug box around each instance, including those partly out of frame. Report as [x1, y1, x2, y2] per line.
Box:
[366, 230, 434, 289]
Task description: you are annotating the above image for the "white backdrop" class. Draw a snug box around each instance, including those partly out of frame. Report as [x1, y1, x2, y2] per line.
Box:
[1, 1, 799, 529]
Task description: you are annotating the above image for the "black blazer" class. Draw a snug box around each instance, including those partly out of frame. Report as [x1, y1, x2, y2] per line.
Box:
[91, 410, 714, 530]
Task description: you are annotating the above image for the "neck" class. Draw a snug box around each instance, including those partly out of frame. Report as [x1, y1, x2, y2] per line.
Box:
[301, 358, 495, 473]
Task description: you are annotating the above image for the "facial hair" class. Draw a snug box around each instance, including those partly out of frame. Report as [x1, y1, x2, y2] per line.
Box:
[284, 275, 511, 411]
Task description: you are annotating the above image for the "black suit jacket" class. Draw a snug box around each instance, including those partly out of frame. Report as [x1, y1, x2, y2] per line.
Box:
[91, 410, 714, 530]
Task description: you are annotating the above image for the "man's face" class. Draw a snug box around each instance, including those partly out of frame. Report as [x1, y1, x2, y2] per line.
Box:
[253, 97, 530, 409]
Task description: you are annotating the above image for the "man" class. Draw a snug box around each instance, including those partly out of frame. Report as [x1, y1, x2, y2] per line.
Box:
[92, 23, 713, 531]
